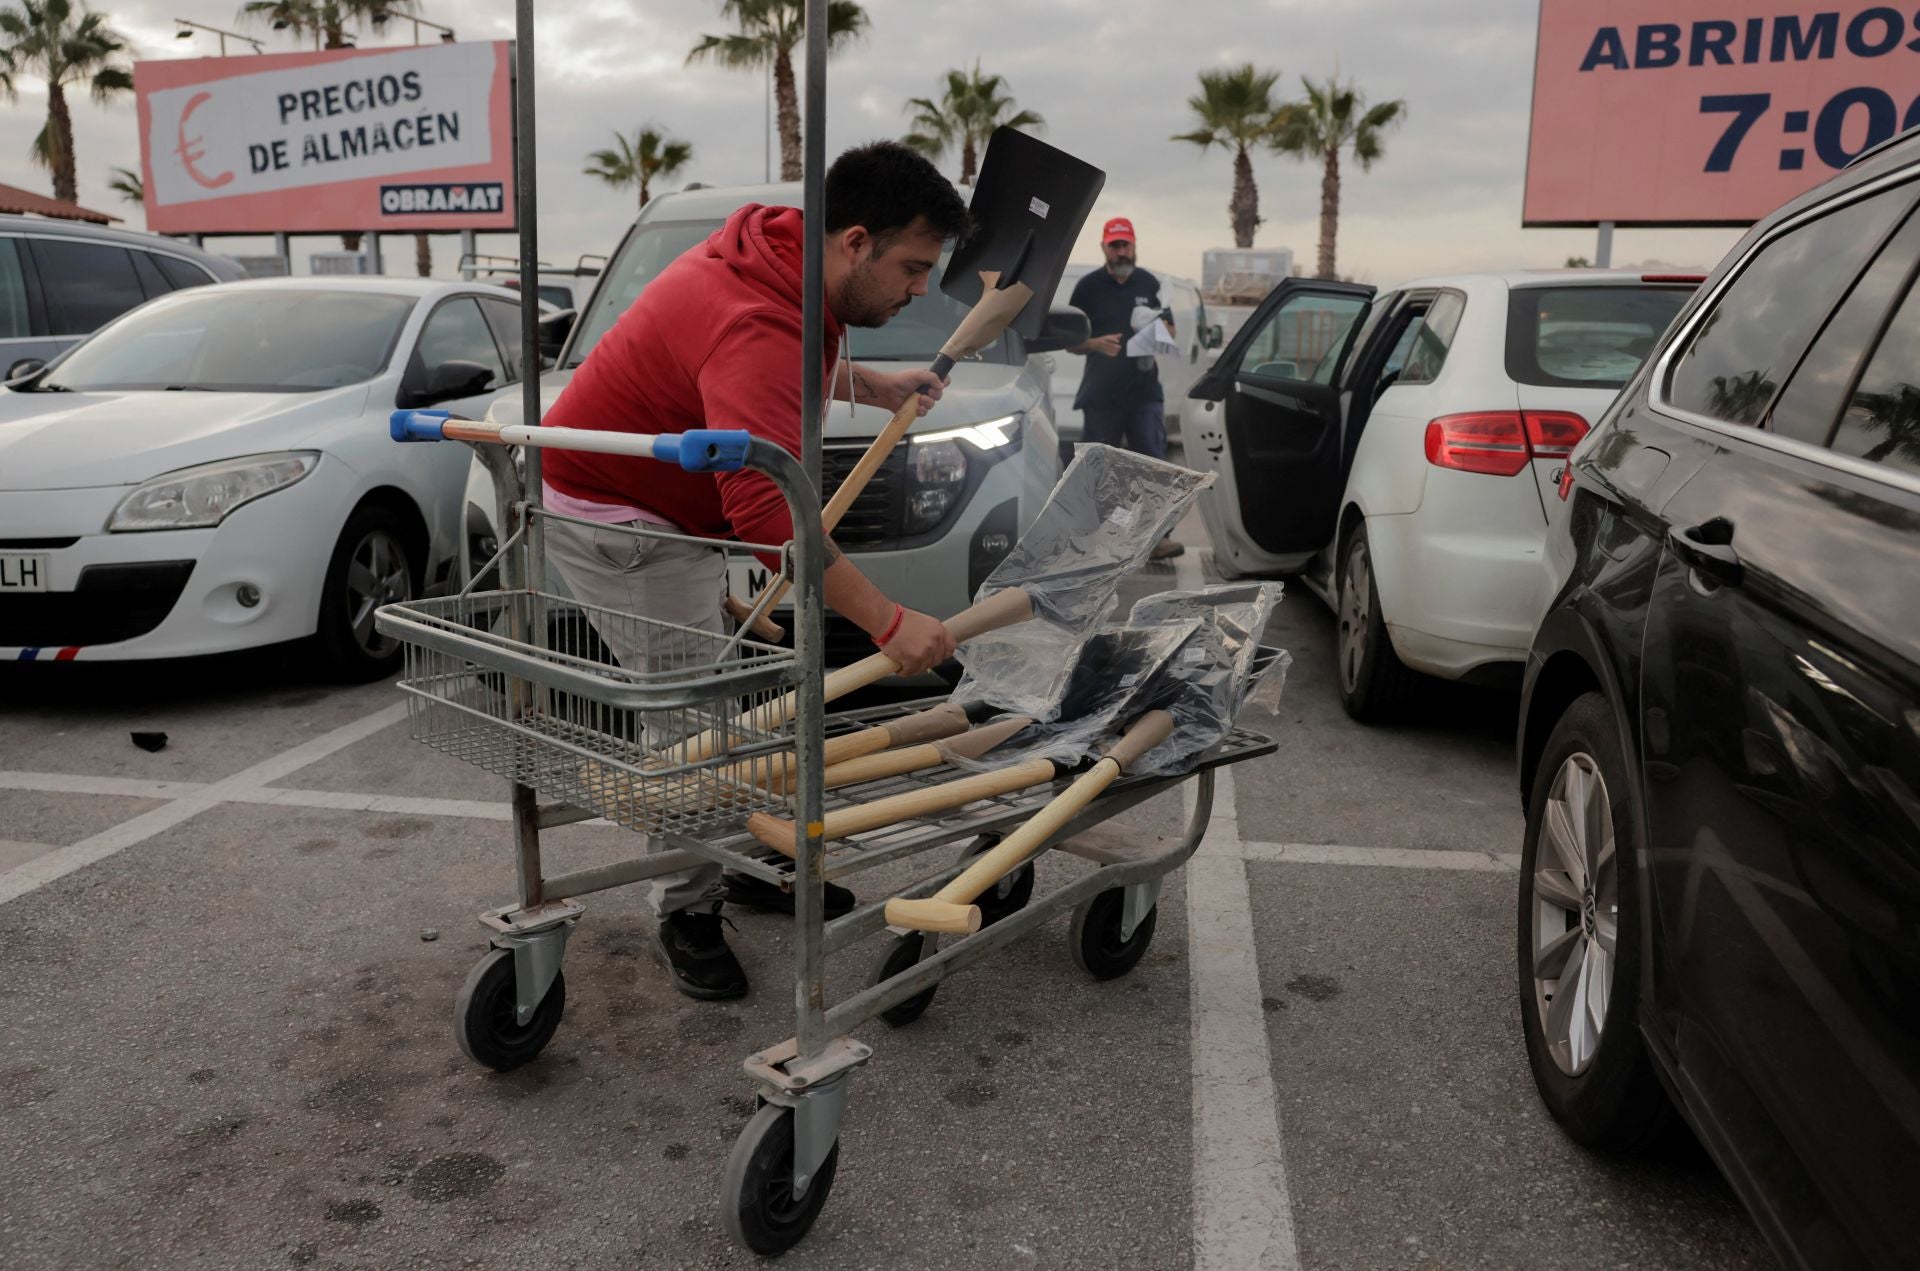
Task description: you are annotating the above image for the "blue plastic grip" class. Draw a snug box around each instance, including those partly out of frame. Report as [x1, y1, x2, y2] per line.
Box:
[390, 408, 451, 443]
[661, 429, 753, 472]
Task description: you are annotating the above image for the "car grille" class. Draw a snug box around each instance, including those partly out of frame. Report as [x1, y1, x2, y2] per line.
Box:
[823, 442, 905, 546]
[0, 561, 195, 647]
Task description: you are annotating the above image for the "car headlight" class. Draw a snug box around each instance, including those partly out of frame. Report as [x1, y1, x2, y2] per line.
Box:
[916, 413, 1021, 452]
[904, 437, 968, 534]
[108, 452, 318, 532]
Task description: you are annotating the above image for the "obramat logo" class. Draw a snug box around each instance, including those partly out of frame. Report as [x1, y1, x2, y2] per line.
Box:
[380, 182, 505, 214]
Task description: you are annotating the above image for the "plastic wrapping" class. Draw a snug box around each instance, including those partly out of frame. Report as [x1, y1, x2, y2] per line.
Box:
[1126, 583, 1289, 778]
[954, 443, 1213, 719]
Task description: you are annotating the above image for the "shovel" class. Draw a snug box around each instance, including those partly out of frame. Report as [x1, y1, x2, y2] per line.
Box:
[728, 127, 1105, 640]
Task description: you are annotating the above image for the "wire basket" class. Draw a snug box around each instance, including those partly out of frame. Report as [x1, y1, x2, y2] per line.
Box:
[378, 588, 800, 836]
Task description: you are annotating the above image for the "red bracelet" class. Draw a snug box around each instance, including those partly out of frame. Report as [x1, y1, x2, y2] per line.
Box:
[873, 603, 905, 647]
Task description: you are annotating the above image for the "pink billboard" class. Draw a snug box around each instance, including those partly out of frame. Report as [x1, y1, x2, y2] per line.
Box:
[1525, 2, 1920, 226]
[135, 41, 514, 235]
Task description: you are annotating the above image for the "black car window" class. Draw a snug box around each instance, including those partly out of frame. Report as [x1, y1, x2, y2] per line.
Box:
[153, 254, 214, 291]
[30, 238, 146, 334]
[1767, 206, 1920, 448]
[1240, 289, 1370, 384]
[1829, 276, 1920, 478]
[0, 239, 28, 339]
[1507, 285, 1694, 389]
[1666, 186, 1911, 427]
[416, 297, 507, 392]
[478, 296, 523, 381]
[1394, 290, 1465, 387]
[128, 250, 171, 300]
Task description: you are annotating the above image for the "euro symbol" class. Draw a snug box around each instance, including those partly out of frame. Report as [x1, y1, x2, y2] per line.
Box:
[175, 91, 233, 190]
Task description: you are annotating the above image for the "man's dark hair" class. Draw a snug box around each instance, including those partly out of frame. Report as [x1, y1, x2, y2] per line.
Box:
[824, 140, 971, 249]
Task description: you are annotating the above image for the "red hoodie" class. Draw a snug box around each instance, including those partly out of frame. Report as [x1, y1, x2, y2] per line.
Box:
[542, 205, 842, 558]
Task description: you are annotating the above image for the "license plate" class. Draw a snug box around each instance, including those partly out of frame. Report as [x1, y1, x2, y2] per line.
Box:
[726, 558, 789, 610]
[0, 554, 48, 592]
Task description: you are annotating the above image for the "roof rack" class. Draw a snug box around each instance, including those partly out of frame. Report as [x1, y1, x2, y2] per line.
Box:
[457, 252, 604, 279]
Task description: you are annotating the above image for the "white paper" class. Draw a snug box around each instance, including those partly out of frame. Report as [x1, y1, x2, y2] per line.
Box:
[1127, 319, 1180, 358]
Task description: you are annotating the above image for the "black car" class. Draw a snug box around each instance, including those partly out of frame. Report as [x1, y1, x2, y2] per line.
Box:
[1516, 130, 1920, 1268]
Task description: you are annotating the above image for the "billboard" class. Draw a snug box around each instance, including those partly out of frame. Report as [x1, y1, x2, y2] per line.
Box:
[135, 41, 514, 235]
[1525, 2, 1920, 226]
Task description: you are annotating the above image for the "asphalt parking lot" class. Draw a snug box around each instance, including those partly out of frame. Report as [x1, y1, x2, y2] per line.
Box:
[0, 527, 1773, 1270]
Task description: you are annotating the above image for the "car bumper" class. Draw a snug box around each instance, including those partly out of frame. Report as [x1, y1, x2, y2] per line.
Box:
[0, 464, 346, 662]
[1364, 507, 1556, 678]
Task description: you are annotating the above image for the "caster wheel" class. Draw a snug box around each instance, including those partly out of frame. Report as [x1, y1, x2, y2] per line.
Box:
[454, 948, 565, 1071]
[872, 932, 938, 1027]
[960, 835, 1034, 928]
[722, 1102, 839, 1256]
[1070, 887, 1158, 981]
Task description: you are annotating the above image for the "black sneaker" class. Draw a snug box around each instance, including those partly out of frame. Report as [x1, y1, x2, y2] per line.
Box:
[652, 911, 748, 1000]
[722, 871, 856, 919]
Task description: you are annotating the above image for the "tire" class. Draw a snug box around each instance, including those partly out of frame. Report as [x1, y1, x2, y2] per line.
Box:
[721, 1102, 839, 1257]
[1517, 691, 1674, 1152]
[454, 948, 566, 1072]
[872, 932, 937, 1028]
[1335, 525, 1417, 722]
[1069, 887, 1157, 980]
[317, 505, 417, 682]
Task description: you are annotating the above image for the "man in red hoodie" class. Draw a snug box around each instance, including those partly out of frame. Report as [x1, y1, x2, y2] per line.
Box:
[540, 141, 972, 1000]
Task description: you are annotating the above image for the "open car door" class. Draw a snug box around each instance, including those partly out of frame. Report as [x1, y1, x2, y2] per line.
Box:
[1187, 279, 1375, 574]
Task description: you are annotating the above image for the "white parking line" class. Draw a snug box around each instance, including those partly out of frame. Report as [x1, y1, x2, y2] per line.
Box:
[0, 702, 408, 907]
[0, 771, 209, 800]
[1241, 842, 1521, 873]
[1178, 550, 1303, 1271]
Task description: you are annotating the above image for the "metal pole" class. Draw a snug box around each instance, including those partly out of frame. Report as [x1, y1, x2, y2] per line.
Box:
[514, 1, 545, 577]
[273, 231, 289, 276]
[459, 228, 476, 279]
[764, 64, 772, 184]
[1595, 220, 1614, 269]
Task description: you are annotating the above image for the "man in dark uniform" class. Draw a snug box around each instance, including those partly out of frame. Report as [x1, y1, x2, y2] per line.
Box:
[1068, 216, 1184, 559]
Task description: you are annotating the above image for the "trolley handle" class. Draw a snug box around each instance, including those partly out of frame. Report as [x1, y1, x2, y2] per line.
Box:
[389, 409, 752, 473]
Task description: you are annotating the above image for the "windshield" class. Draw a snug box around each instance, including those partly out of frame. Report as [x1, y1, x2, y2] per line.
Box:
[1505, 286, 1693, 389]
[568, 217, 1008, 367]
[44, 289, 415, 392]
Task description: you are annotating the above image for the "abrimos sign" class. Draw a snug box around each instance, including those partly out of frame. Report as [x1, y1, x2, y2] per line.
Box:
[135, 41, 514, 234]
[1525, 1, 1920, 225]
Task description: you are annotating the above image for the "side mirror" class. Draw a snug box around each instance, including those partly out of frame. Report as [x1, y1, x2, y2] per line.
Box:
[1024, 305, 1092, 355]
[1204, 324, 1225, 350]
[397, 359, 496, 409]
[6, 357, 47, 383]
[537, 307, 576, 360]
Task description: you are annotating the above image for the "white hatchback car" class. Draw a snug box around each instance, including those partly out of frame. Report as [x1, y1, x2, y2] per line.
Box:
[0, 278, 531, 677]
[1187, 270, 1700, 718]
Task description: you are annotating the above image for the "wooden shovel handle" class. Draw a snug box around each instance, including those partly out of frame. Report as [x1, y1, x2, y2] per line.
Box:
[724, 594, 785, 642]
[819, 713, 1031, 791]
[744, 756, 1058, 858]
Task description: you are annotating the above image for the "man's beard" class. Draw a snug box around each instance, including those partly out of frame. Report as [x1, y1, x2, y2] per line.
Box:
[838, 260, 907, 328]
[1109, 260, 1135, 281]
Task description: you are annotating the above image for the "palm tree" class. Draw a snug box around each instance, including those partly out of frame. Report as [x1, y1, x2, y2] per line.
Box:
[0, 1, 133, 206]
[106, 164, 141, 206]
[1172, 65, 1284, 250]
[687, 0, 867, 182]
[903, 63, 1042, 185]
[1845, 385, 1920, 466]
[584, 127, 694, 210]
[1271, 76, 1407, 280]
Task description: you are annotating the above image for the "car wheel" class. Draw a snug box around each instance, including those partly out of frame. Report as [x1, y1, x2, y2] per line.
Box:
[318, 505, 417, 682]
[1336, 526, 1415, 721]
[1517, 691, 1674, 1151]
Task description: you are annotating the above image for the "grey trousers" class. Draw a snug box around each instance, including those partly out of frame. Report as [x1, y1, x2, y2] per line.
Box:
[543, 516, 730, 917]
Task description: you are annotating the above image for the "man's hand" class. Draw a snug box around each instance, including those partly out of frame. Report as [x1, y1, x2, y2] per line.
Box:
[854, 366, 946, 416]
[879, 608, 956, 677]
[1075, 333, 1123, 358]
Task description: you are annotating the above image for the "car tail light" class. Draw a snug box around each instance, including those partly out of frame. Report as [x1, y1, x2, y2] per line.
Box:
[1424, 413, 1532, 476]
[1424, 411, 1590, 477]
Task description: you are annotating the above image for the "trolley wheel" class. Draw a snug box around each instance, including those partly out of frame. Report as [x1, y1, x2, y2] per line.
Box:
[960, 835, 1034, 928]
[1070, 887, 1158, 981]
[454, 948, 566, 1072]
[872, 932, 938, 1027]
[721, 1102, 840, 1257]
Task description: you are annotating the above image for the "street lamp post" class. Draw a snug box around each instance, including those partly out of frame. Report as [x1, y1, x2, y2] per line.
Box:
[173, 18, 266, 55]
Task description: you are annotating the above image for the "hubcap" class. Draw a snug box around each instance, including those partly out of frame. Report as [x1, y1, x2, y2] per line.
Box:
[1338, 543, 1371, 693]
[1530, 751, 1618, 1076]
[345, 529, 411, 658]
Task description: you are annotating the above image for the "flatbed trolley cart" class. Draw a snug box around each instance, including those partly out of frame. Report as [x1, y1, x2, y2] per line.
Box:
[376, 409, 1278, 1256]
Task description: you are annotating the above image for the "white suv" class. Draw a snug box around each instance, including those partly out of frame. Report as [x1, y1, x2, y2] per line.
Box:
[1187, 269, 1700, 718]
[477, 182, 1065, 668]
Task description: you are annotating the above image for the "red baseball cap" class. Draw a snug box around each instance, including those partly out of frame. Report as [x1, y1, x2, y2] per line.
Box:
[1102, 217, 1136, 244]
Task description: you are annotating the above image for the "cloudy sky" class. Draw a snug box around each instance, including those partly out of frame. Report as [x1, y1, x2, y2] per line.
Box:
[1, 0, 1745, 283]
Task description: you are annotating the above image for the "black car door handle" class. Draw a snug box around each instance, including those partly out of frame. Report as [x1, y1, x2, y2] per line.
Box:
[1669, 518, 1743, 585]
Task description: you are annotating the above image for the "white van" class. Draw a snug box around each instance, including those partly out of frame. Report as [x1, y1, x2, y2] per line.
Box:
[1046, 263, 1222, 442]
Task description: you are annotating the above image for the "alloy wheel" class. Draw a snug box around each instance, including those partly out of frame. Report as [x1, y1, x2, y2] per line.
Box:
[1338, 543, 1371, 694]
[344, 529, 411, 658]
[1529, 751, 1619, 1077]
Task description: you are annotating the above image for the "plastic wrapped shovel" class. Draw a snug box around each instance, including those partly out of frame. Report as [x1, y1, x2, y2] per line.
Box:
[954, 443, 1212, 720]
[1124, 584, 1290, 779]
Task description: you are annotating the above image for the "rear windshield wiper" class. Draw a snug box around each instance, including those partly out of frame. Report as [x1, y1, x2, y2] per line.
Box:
[162, 385, 217, 391]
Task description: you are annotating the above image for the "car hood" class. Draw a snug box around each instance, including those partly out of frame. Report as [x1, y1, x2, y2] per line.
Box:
[489, 363, 1039, 439]
[0, 386, 371, 490]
